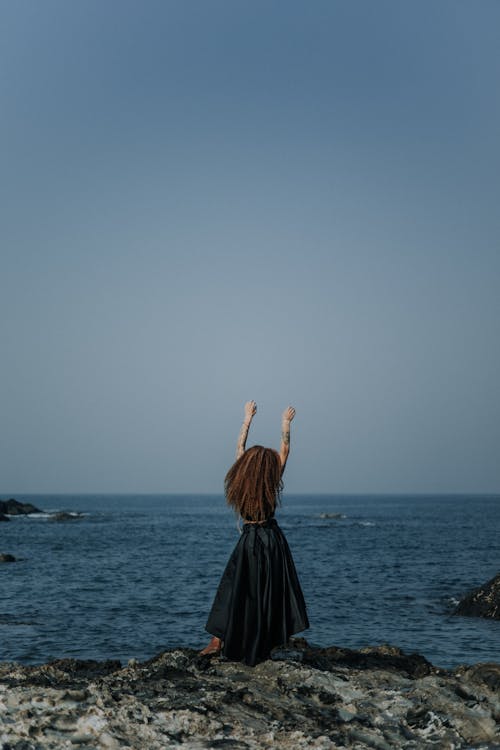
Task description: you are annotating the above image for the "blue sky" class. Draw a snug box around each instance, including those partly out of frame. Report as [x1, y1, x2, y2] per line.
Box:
[1, 1, 499, 493]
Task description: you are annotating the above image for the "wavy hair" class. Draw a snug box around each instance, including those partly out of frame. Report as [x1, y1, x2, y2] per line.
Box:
[225, 445, 283, 522]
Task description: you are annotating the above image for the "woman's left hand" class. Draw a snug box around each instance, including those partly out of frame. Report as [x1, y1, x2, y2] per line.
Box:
[244, 400, 257, 421]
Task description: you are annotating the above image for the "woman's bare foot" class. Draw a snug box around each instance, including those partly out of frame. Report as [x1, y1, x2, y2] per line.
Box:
[199, 636, 222, 656]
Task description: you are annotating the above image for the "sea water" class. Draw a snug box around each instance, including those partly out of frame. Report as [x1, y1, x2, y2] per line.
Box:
[1, 494, 499, 667]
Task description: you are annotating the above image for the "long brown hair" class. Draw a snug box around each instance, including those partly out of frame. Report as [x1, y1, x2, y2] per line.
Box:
[225, 445, 283, 522]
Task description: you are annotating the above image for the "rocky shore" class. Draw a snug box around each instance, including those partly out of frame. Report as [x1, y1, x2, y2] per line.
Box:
[1, 642, 499, 749]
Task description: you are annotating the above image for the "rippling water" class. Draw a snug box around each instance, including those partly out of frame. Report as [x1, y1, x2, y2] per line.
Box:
[1, 494, 499, 667]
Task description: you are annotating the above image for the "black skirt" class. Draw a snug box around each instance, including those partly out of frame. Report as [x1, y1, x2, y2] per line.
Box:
[205, 518, 309, 666]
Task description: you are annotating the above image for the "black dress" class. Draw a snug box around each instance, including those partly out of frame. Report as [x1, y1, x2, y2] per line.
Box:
[205, 517, 309, 666]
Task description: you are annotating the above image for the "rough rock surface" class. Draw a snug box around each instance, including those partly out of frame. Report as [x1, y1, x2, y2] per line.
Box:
[455, 573, 500, 619]
[0, 499, 42, 515]
[1, 643, 500, 749]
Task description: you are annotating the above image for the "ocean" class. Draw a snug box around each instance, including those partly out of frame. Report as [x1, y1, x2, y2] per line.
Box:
[1, 494, 499, 668]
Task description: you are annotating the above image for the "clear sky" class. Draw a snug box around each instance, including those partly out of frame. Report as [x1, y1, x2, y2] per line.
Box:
[1, 1, 499, 494]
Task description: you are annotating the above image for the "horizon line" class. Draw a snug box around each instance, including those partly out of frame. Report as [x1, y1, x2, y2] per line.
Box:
[2, 491, 499, 498]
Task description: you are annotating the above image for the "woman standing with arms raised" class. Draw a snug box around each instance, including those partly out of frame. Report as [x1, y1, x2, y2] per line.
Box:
[201, 401, 309, 666]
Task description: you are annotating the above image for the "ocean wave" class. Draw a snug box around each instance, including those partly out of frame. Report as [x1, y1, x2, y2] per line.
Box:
[442, 596, 460, 610]
[22, 511, 90, 520]
[0, 614, 39, 626]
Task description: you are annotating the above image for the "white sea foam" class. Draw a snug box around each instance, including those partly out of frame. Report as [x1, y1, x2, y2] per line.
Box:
[23, 511, 89, 520]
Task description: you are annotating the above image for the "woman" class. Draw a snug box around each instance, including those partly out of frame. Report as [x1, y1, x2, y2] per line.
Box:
[200, 401, 309, 666]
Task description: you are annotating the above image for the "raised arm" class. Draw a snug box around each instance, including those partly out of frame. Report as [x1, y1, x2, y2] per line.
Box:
[279, 406, 295, 473]
[236, 400, 257, 459]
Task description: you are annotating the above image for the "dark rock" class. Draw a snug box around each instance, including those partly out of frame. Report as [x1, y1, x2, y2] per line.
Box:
[406, 706, 434, 728]
[0, 553, 17, 562]
[47, 658, 122, 679]
[49, 511, 83, 522]
[0, 513, 10, 522]
[297, 643, 433, 679]
[0, 499, 42, 515]
[319, 512, 344, 519]
[1, 658, 123, 689]
[455, 573, 500, 619]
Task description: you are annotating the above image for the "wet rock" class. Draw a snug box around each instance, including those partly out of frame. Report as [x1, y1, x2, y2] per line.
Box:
[0, 498, 42, 515]
[48, 511, 84, 522]
[319, 513, 344, 519]
[455, 572, 500, 619]
[0, 512, 10, 522]
[0, 553, 17, 562]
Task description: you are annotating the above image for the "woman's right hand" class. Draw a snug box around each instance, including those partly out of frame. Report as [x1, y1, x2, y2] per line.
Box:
[282, 406, 296, 424]
[244, 400, 257, 421]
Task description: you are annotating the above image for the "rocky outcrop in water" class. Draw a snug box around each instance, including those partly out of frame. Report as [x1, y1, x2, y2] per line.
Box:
[455, 572, 500, 619]
[0, 498, 42, 515]
[1, 642, 499, 749]
[0, 499, 85, 522]
[49, 511, 84, 522]
[0, 553, 17, 562]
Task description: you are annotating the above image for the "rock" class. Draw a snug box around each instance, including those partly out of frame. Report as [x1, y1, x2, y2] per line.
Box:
[0, 498, 43, 515]
[49, 511, 84, 522]
[99, 731, 121, 749]
[319, 513, 344, 519]
[456, 662, 500, 692]
[300, 643, 433, 679]
[336, 706, 357, 722]
[0, 553, 17, 562]
[44, 658, 122, 682]
[0, 513, 10, 522]
[455, 573, 500, 619]
[0, 644, 499, 748]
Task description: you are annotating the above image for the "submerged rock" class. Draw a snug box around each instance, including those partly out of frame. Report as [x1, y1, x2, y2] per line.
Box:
[49, 511, 84, 522]
[0, 553, 16, 562]
[0, 642, 499, 749]
[455, 573, 500, 619]
[0, 498, 43, 515]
